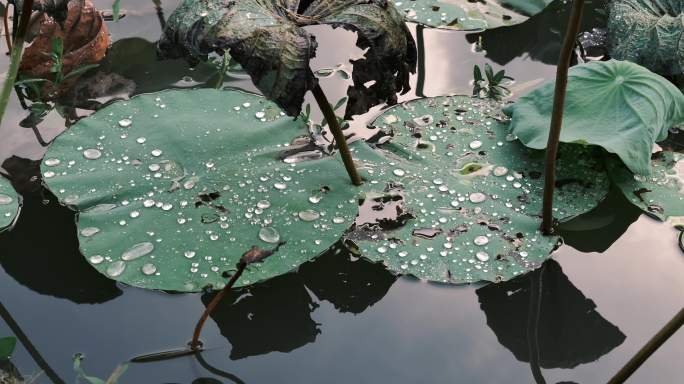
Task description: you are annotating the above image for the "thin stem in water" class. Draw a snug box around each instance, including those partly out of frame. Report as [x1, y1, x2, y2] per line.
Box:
[0, 0, 33, 126]
[541, 0, 585, 235]
[311, 84, 363, 186]
[608, 307, 684, 384]
[190, 261, 247, 350]
[3, 1, 12, 53]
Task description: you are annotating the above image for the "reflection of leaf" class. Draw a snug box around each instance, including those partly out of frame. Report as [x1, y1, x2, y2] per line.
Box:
[203, 273, 320, 360]
[607, 151, 684, 221]
[608, 0, 684, 76]
[0, 175, 19, 233]
[505, 60, 684, 175]
[558, 187, 641, 253]
[0, 191, 122, 304]
[159, 0, 416, 118]
[299, 242, 396, 314]
[351, 96, 608, 284]
[464, 0, 608, 66]
[40, 89, 363, 292]
[390, 0, 553, 30]
[477, 259, 626, 369]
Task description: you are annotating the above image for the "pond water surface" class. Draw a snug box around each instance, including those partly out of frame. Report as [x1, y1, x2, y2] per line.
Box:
[0, 1, 682, 383]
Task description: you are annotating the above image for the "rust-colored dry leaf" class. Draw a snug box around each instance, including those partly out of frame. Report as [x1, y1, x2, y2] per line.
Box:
[19, 0, 110, 92]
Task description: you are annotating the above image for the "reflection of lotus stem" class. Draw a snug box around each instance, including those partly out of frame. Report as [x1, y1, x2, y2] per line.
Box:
[190, 261, 247, 350]
[608, 307, 684, 384]
[527, 264, 546, 384]
[541, 0, 585, 235]
[0, 300, 66, 383]
[311, 84, 363, 186]
[3, 2, 11, 52]
[415, 25, 426, 98]
[0, 0, 33, 126]
[152, 0, 165, 30]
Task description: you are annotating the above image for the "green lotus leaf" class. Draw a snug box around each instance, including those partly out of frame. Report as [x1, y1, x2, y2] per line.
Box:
[390, 0, 553, 30]
[504, 60, 684, 176]
[0, 176, 19, 233]
[607, 151, 684, 221]
[347, 96, 609, 284]
[608, 0, 684, 76]
[159, 0, 416, 119]
[40, 89, 363, 292]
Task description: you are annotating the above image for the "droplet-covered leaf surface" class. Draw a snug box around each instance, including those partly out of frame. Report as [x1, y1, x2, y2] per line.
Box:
[608, 0, 684, 76]
[349, 96, 608, 284]
[607, 151, 684, 221]
[0, 176, 19, 232]
[41, 89, 361, 292]
[504, 60, 684, 175]
[390, 0, 553, 30]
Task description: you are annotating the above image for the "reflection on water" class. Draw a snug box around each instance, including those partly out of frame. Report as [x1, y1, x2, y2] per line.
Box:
[0, 0, 682, 383]
[203, 245, 396, 359]
[477, 259, 625, 373]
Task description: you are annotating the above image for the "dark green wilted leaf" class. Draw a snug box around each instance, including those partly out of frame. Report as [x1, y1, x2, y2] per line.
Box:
[0, 176, 19, 233]
[41, 89, 365, 292]
[349, 96, 609, 284]
[159, 0, 417, 118]
[504, 60, 684, 175]
[608, 0, 684, 75]
[391, 0, 553, 30]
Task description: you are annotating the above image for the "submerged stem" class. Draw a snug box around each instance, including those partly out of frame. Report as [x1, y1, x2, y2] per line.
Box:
[608, 307, 684, 384]
[0, 0, 32, 126]
[541, 0, 585, 235]
[190, 261, 247, 350]
[311, 84, 363, 186]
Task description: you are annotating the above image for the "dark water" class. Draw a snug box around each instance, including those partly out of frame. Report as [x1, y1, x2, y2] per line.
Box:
[0, 1, 682, 383]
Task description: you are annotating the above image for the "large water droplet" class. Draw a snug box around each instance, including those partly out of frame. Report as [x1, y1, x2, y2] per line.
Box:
[122, 242, 154, 261]
[89, 255, 104, 264]
[474, 236, 489, 246]
[106, 261, 126, 277]
[141, 263, 157, 275]
[298, 210, 320, 221]
[469, 192, 487, 204]
[469, 140, 482, 150]
[0, 194, 13, 205]
[259, 227, 281, 243]
[118, 118, 132, 128]
[83, 148, 102, 160]
[308, 195, 321, 204]
[184, 251, 196, 259]
[80, 227, 100, 237]
[151, 149, 163, 157]
[257, 200, 271, 209]
[493, 166, 508, 177]
[332, 217, 345, 224]
[476, 251, 490, 262]
[274, 182, 287, 190]
[393, 169, 406, 177]
[44, 158, 61, 167]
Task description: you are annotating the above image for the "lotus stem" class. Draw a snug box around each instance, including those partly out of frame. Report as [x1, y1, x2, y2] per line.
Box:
[190, 261, 247, 350]
[0, 0, 33, 126]
[3, 2, 11, 53]
[311, 84, 363, 186]
[541, 0, 585, 235]
[608, 307, 684, 384]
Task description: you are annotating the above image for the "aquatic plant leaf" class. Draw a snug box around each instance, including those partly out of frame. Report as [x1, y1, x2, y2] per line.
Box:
[40, 89, 362, 292]
[349, 96, 609, 284]
[0, 337, 16, 359]
[0, 176, 19, 233]
[504, 60, 684, 176]
[390, 0, 553, 30]
[608, 0, 684, 76]
[159, 0, 416, 118]
[607, 151, 684, 221]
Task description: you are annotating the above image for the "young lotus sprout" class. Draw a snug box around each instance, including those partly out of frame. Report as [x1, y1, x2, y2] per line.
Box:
[158, 0, 417, 186]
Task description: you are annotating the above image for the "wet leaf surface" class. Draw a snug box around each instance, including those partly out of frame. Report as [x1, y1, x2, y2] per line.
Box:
[159, 0, 416, 118]
[608, 0, 684, 76]
[607, 151, 684, 222]
[40, 89, 363, 292]
[391, 0, 553, 30]
[348, 96, 609, 284]
[505, 60, 684, 175]
[0, 176, 19, 233]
